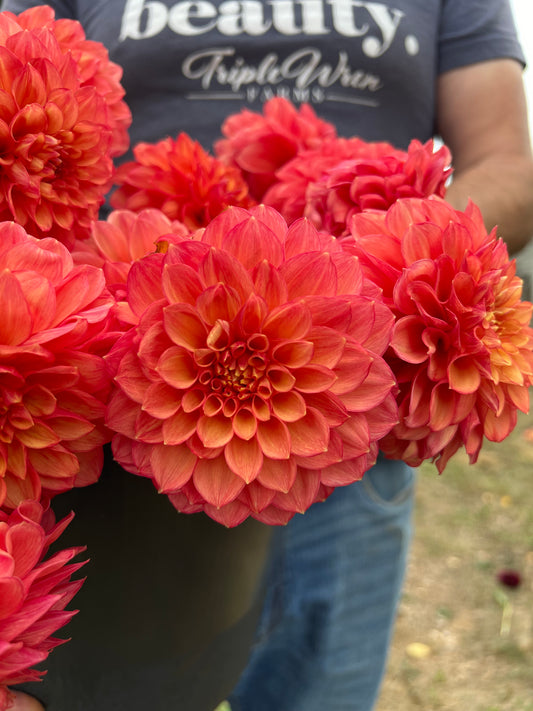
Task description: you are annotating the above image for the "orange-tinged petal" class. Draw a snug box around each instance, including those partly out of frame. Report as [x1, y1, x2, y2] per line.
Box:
[162, 263, 204, 305]
[16, 421, 60, 449]
[161, 410, 197, 445]
[222, 216, 284, 269]
[271, 391, 306, 422]
[0, 270, 33, 346]
[193, 456, 245, 507]
[272, 340, 314, 368]
[271, 469, 321, 514]
[150, 443, 196, 493]
[232, 407, 257, 440]
[163, 303, 208, 350]
[197, 413, 233, 448]
[156, 346, 198, 389]
[224, 436, 263, 483]
[287, 407, 329, 456]
[142, 381, 181, 419]
[196, 283, 241, 325]
[448, 355, 482, 394]
[263, 301, 312, 340]
[293, 364, 337, 393]
[256, 417, 291, 459]
[256, 456, 297, 493]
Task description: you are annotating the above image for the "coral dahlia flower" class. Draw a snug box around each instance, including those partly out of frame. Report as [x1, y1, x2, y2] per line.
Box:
[110, 133, 255, 229]
[13, 4, 131, 158]
[214, 98, 337, 201]
[266, 138, 452, 236]
[0, 7, 116, 247]
[106, 205, 398, 527]
[344, 197, 533, 471]
[0, 221, 114, 509]
[0, 500, 86, 709]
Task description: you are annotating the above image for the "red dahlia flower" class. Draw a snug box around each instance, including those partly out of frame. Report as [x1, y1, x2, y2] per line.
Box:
[13, 4, 131, 158]
[0, 500, 86, 709]
[0, 221, 114, 509]
[110, 133, 256, 229]
[344, 197, 533, 471]
[106, 205, 398, 527]
[266, 138, 452, 236]
[214, 98, 337, 201]
[0, 7, 116, 247]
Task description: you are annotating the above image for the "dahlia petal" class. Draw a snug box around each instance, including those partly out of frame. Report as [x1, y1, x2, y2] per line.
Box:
[336, 413, 370, 458]
[271, 340, 314, 368]
[200, 248, 254, 303]
[16, 422, 60, 449]
[304, 391, 348, 427]
[271, 391, 307, 422]
[252, 260, 288, 309]
[142, 381, 181, 419]
[283, 252, 339, 299]
[161, 410, 197, 445]
[293, 364, 337, 393]
[262, 302, 312, 340]
[224, 436, 263, 483]
[271, 469, 321, 514]
[337, 358, 396, 411]
[28, 447, 79, 486]
[193, 456, 245, 508]
[162, 263, 204, 306]
[232, 407, 257, 440]
[306, 327, 346, 368]
[256, 418, 291, 459]
[196, 283, 242, 325]
[392, 316, 430, 364]
[197, 413, 233, 448]
[238, 480, 276, 513]
[320, 455, 370, 486]
[105, 389, 138, 438]
[287, 408, 330, 456]
[7, 522, 45, 579]
[156, 346, 198, 389]
[252, 505, 295, 525]
[163, 304, 208, 351]
[448, 355, 482, 394]
[0, 271, 32, 346]
[203, 500, 250, 527]
[134, 410, 164, 443]
[127, 255, 165, 318]
[0, 578, 25, 621]
[255, 457, 296, 493]
[222, 217, 284, 269]
[483, 406, 516, 442]
[150, 443, 196, 493]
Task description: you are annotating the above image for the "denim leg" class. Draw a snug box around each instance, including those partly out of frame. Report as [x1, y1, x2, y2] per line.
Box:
[229, 456, 415, 711]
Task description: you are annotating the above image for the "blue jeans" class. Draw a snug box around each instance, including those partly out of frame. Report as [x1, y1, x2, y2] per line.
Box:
[229, 455, 415, 711]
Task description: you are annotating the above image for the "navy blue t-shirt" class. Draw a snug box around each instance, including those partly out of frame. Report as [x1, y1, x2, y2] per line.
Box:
[1, 0, 525, 709]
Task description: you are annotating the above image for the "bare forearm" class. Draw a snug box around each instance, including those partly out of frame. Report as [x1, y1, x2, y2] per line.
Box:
[445, 155, 533, 254]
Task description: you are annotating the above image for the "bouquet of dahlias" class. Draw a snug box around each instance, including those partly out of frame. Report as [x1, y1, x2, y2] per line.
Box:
[1, 2, 533, 698]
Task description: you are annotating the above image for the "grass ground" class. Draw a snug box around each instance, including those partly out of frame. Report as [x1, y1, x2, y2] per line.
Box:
[377, 408, 533, 711]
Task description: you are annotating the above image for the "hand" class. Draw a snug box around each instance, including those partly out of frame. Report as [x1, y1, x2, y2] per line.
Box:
[9, 691, 45, 710]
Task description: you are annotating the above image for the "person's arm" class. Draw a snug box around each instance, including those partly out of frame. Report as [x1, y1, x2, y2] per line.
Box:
[437, 58, 533, 254]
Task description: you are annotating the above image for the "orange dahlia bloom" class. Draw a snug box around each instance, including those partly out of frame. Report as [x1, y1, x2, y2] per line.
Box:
[0, 500, 85, 709]
[0, 7, 116, 247]
[344, 197, 533, 471]
[106, 206, 398, 527]
[13, 4, 131, 158]
[0, 221, 114, 509]
[110, 133, 255, 230]
[214, 98, 337, 201]
[266, 138, 452, 236]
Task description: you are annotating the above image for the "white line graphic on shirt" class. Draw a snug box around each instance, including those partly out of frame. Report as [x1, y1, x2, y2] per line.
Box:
[185, 91, 380, 107]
